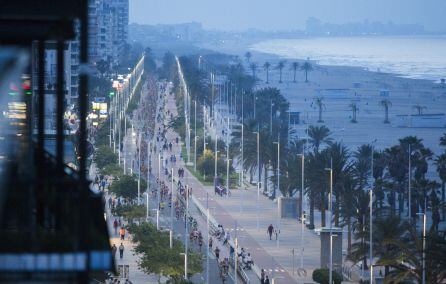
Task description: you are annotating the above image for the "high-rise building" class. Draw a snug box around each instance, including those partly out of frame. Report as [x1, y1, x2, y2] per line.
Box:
[94, 0, 129, 67]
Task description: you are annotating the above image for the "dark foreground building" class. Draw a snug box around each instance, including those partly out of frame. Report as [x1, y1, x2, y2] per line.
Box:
[0, 1, 113, 282]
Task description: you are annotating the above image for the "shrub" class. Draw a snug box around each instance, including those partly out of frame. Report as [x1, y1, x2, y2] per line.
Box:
[93, 145, 118, 169]
[109, 175, 138, 200]
[312, 268, 342, 284]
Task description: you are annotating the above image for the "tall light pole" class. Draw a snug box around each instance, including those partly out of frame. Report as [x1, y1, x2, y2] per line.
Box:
[184, 185, 189, 280]
[170, 168, 174, 249]
[226, 157, 231, 196]
[297, 153, 305, 270]
[416, 211, 426, 284]
[240, 123, 244, 187]
[194, 135, 199, 171]
[147, 140, 151, 194]
[370, 139, 377, 284]
[138, 132, 141, 204]
[253, 131, 260, 230]
[273, 141, 280, 247]
[206, 193, 210, 284]
[325, 159, 333, 284]
[158, 153, 161, 208]
[143, 192, 149, 221]
[273, 141, 280, 200]
[214, 150, 219, 183]
[408, 144, 412, 219]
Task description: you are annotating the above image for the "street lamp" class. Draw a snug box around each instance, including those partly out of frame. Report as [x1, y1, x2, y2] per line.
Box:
[143, 192, 149, 221]
[194, 135, 199, 171]
[408, 144, 412, 219]
[253, 131, 260, 230]
[170, 168, 174, 249]
[226, 157, 231, 197]
[370, 138, 377, 284]
[214, 150, 219, 183]
[416, 211, 426, 284]
[325, 159, 333, 284]
[273, 141, 280, 247]
[152, 209, 159, 230]
[180, 253, 187, 280]
[273, 141, 280, 200]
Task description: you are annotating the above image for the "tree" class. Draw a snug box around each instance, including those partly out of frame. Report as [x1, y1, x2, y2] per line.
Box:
[413, 104, 427, 115]
[94, 145, 118, 169]
[276, 61, 286, 83]
[197, 149, 225, 181]
[263, 62, 271, 84]
[313, 97, 326, 123]
[440, 133, 446, 147]
[435, 153, 446, 220]
[378, 224, 446, 284]
[291, 62, 299, 83]
[109, 175, 138, 200]
[312, 268, 342, 284]
[301, 61, 313, 82]
[379, 98, 392, 123]
[307, 125, 332, 153]
[129, 223, 202, 282]
[349, 101, 359, 123]
[249, 62, 258, 79]
[244, 51, 252, 63]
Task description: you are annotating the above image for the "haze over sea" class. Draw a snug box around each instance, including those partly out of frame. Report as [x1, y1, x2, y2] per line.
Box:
[251, 36, 446, 82]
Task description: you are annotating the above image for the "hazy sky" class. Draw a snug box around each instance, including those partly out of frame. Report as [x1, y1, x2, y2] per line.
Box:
[130, 0, 446, 32]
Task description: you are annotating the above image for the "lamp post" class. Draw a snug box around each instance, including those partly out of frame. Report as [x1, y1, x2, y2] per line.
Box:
[194, 136, 199, 171]
[273, 141, 280, 247]
[170, 168, 174, 249]
[416, 211, 426, 284]
[226, 157, 231, 196]
[143, 192, 149, 221]
[152, 209, 159, 230]
[214, 150, 220, 184]
[184, 185, 189, 280]
[147, 140, 151, 194]
[158, 153, 161, 209]
[408, 144, 412, 219]
[325, 159, 333, 284]
[253, 131, 260, 230]
[138, 132, 141, 204]
[297, 153, 305, 270]
[370, 139, 377, 284]
[273, 141, 280, 200]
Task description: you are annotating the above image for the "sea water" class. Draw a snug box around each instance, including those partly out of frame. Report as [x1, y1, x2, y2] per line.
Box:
[250, 36, 446, 82]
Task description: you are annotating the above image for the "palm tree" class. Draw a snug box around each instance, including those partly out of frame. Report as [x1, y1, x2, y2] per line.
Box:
[307, 125, 332, 153]
[313, 97, 326, 123]
[436, 153, 446, 220]
[379, 98, 392, 123]
[413, 104, 427, 115]
[440, 133, 446, 147]
[349, 101, 359, 123]
[276, 61, 286, 83]
[329, 143, 352, 227]
[378, 224, 446, 283]
[370, 216, 408, 276]
[306, 150, 329, 228]
[301, 61, 313, 83]
[244, 51, 252, 63]
[291, 62, 299, 83]
[249, 62, 258, 79]
[263, 62, 271, 84]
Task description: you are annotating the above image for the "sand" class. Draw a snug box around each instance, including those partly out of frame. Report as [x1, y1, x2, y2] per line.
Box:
[199, 39, 446, 179]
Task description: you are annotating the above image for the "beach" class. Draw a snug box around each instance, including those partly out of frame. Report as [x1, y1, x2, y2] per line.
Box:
[199, 37, 446, 178]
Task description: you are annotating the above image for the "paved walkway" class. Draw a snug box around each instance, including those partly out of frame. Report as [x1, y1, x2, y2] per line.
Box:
[148, 82, 295, 284]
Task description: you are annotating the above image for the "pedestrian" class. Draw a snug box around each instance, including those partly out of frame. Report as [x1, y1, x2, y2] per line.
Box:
[214, 246, 220, 260]
[108, 197, 112, 209]
[119, 243, 124, 259]
[260, 269, 265, 284]
[267, 224, 274, 240]
[119, 227, 125, 240]
[209, 237, 213, 250]
[275, 229, 280, 240]
[264, 275, 270, 284]
[111, 244, 117, 259]
[113, 219, 118, 235]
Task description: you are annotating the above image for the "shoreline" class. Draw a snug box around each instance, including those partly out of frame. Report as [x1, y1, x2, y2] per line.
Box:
[197, 39, 446, 174]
